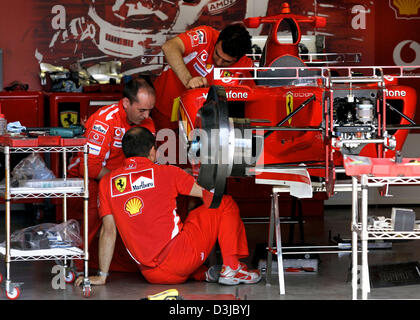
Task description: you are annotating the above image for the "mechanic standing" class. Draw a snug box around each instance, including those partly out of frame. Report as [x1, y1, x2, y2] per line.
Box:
[152, 23, 254, 132]
[67, 77, 156, 273]
[76, 127, 261, 286]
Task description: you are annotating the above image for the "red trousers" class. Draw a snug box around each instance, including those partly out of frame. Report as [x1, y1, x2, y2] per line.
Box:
[140, 195, 249, 284]
[67, 178, 138, 272]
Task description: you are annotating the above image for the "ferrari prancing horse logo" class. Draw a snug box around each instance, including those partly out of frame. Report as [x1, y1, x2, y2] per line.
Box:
[286, 92, 293, 124]
[115, 177, 127, 193]
[60, 111, 78, 128]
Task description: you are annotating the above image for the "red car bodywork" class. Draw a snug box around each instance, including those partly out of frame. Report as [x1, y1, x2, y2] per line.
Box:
[177, 3, 417, 196]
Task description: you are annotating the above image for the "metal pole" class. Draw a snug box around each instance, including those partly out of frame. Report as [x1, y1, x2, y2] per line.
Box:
[62, 149, 68, 270]
[386, 102, 416, 125]
[273, 191, 285, 295]
[83, 144, 89, 279]
[351, 176, 358, 300]
[264, 95, 316, 138]
[4, 146, 11, 292]
[62, 149, 67, 222]
[265, 194, 275, 286]
[361, 174, 369, 300]
[254, 126, 322, 132]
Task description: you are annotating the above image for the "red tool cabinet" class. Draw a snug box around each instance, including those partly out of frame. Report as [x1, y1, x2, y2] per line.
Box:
[0, 91, 45, 128]
[0, 91, 46, 206]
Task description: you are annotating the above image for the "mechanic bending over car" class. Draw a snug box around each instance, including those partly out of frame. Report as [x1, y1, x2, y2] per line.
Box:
[67, 77, 156, 274]
[152, 23, 254, 132]
[76, 126, 261, 286]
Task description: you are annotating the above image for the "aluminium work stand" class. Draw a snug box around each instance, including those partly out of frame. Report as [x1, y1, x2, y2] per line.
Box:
[266, 181, 361, 296]
[266, 185, 347, 295]
[350, 174, 420, 300]
[0, 137, 91, 299]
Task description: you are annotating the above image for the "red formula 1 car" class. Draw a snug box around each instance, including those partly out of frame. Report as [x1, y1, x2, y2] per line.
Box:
[175, 3, 419, 207]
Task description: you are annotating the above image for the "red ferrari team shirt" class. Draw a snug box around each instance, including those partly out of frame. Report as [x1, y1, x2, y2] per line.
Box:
[153, 25, 254, 119]
[98, 157, 195, 268]
[68, 100, 155, 179]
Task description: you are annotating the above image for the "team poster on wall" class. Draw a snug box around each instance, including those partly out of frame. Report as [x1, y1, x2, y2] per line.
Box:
[32, 0, 379, 77]
[34, 0, 275, 77]
[0, 1, 418, 95]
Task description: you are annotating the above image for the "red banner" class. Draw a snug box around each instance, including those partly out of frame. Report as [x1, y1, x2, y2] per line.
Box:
[0, 0, 418, 100]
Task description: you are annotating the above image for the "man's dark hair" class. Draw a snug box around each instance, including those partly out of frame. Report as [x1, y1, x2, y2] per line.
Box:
[122, 127, 156, 158]
[217, 23, 252, 60]
[123, 76, 155, 104]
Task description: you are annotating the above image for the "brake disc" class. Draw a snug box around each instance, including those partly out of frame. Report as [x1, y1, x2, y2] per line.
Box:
[192, 85, 258, 208]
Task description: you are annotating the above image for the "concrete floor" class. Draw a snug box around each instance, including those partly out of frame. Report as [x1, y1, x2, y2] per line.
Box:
[1, 204, 420, 300]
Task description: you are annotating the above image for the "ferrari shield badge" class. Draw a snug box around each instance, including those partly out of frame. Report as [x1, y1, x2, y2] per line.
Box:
[286, 92, 293, 124]
[115, 176, 127, 193]
[60, 111, 78, 128]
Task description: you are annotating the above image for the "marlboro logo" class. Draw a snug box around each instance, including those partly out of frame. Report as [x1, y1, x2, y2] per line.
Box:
[131, 169, 155, 191]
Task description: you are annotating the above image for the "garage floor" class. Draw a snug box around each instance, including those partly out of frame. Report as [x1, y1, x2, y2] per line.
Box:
[1, 204, 420, 300]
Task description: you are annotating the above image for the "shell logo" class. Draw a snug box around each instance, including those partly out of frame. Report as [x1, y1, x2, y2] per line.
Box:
[124, 197, 144, 217]
[390, 0, 420, 19]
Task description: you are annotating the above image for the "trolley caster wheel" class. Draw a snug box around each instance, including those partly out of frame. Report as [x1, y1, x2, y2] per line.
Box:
[65, 271, 76, 284]
[83, 286, 91, 298]
[5, 287, 20, 300]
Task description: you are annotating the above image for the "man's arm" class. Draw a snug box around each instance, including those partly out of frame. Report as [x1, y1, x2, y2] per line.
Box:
[96, 214, 117, 280]
[96, 167, 111, 181]
[75, 214, 117, 286]
[162, 37, 208, 89]
[189, 182, 204, 198]
[189, 182, 218, 209]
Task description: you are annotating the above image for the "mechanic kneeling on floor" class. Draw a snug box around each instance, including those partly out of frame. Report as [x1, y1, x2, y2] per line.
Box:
[75, 126, 261, 286]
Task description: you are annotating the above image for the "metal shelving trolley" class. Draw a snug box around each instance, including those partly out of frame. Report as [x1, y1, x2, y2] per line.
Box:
[343, 154, 420, 300]
[0, 136, 91, 299]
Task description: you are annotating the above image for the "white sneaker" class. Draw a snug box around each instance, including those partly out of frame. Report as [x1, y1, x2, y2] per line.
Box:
[205, 265, 222, 283]
[218, 263, 262, 285]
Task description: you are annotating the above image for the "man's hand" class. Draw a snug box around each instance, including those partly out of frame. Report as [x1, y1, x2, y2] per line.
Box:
[75, 275, 107, 287]
[186, 76, 209, 89]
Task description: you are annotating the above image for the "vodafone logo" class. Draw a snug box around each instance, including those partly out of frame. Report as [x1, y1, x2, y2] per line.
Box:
[114, 127, 126, 140]
[88, 131, 105, 145]
[199, 50, 208, 63]
[384, 89, 407, 97]
[393, 40, 420, 70]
